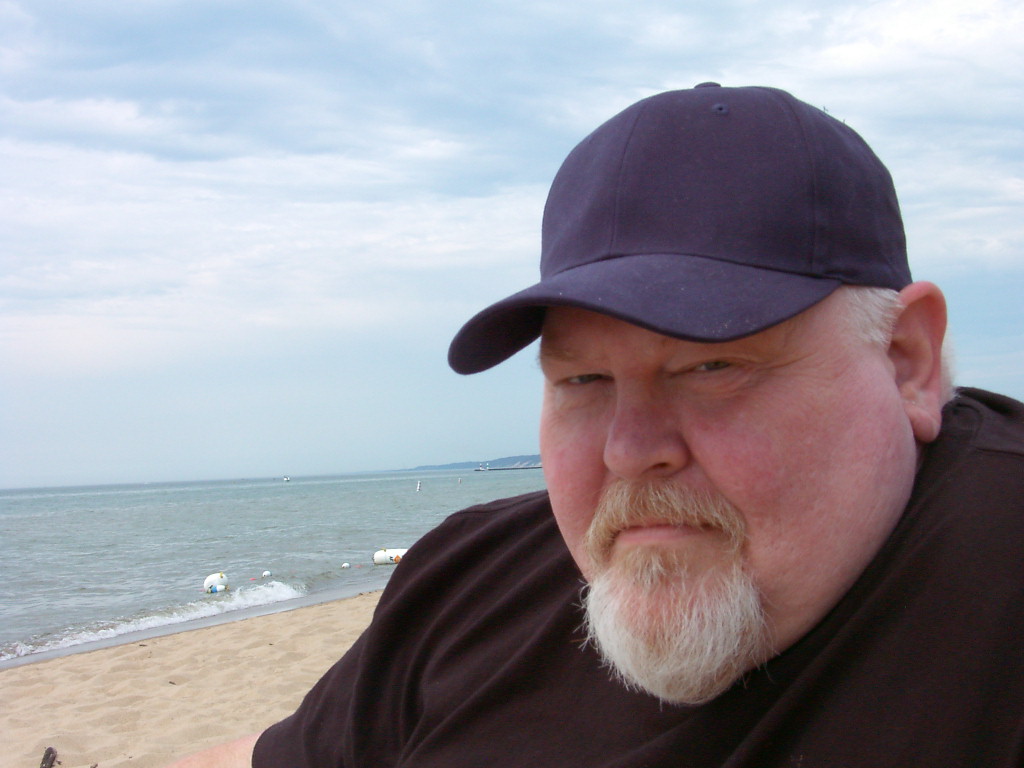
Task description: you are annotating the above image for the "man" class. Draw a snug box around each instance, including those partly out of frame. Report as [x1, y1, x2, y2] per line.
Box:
[176, 84, 1024, 766]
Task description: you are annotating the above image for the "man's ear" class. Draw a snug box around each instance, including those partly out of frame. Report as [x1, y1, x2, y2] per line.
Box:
[889, 281, 948, 444]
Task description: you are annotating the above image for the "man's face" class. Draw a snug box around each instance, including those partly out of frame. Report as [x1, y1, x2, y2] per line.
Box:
[539, 294, 922, 699]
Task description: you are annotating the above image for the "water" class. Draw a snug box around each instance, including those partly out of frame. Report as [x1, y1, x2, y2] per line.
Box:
[0, 469, 546, 667]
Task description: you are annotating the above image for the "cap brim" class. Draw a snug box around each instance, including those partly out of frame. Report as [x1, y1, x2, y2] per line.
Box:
[448, 253, 841, 374]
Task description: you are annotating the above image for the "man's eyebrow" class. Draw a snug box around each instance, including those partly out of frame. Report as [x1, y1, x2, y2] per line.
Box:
[537, 339, 580, 364]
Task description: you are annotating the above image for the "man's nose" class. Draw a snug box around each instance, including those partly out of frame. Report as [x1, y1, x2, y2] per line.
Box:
[603, 389, 691, 481]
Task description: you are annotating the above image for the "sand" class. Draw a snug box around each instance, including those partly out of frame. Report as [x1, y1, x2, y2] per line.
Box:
[1, 591, 382, 768]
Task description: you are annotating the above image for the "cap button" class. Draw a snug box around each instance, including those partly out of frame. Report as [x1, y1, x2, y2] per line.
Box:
[695, 82, 721, 88]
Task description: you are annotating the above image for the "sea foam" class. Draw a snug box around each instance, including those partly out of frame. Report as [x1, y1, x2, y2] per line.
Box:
[1, 580, 304, 661]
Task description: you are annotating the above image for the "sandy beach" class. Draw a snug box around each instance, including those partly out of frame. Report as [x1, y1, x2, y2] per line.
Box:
[1, 591, 382, 768]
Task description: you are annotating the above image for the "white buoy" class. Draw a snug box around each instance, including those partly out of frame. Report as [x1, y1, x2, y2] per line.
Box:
[204, 572, 229, 593]
[373, 548, 409, 565]
[341, 562, 351, 569]
[261, 570, 272, 578]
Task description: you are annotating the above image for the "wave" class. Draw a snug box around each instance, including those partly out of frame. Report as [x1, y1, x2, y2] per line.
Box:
[0, 580, 306, 662]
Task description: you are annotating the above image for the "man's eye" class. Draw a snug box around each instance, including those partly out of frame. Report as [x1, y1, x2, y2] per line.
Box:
[567, 373, 606, 384]
[694, 360, 731, 372]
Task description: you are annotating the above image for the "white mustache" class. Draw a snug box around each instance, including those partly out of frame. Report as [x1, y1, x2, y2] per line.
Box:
[583, 481, 747, 568]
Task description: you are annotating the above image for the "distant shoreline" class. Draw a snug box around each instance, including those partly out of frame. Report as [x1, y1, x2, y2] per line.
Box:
[409, 453, 542, 472]
[473, 465, 543, 472]
[1, 456, 544, 493]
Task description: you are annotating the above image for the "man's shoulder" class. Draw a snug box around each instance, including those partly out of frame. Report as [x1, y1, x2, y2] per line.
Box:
[379, 488, 571, 607]
[923, 387, 1024, 505]
[410, 488, 560, 564]
[950, 387, 1024, 458]
[441, 488, 553, 529]
[401, 488, 552, 552]
[912, 387, 1024, 522]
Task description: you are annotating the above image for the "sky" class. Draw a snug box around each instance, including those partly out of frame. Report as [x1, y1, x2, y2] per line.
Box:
[2, 0, 1022, 489]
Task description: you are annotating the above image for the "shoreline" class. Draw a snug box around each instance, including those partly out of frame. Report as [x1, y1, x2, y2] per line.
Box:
[1, 590, 382, 768]
[1, 580, 387, 672]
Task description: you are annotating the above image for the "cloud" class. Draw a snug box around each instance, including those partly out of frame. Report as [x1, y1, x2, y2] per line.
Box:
[0, 134, 546, 377]
[1, 0, 1022, 486]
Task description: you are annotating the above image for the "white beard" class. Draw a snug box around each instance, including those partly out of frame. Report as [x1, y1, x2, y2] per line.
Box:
[581, 482, 772, 705]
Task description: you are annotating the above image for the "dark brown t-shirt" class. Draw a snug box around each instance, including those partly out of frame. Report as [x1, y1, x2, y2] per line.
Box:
[255, 388, 1024, 767]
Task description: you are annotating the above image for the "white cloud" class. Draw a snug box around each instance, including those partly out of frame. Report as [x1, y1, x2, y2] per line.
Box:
[1, 135, 545, 378]
[2, 95, 177, 138]
[1, 0, 1022, 486]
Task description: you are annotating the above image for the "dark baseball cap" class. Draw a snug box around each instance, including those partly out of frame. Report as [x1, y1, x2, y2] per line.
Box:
[448, 83, 910, 374]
